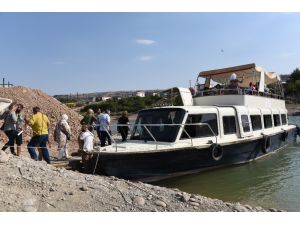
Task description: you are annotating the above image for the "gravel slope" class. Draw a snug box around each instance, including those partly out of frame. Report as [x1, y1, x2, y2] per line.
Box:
[0, 152, 281, 212]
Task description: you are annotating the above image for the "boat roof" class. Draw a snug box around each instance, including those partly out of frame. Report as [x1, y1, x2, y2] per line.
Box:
[198, 63, 281, 87]
[0, 97, 13, 113]
[151, 105, 286, 113]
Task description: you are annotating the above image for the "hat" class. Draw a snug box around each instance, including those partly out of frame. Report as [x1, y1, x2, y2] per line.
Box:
[230, 73, 237, 81]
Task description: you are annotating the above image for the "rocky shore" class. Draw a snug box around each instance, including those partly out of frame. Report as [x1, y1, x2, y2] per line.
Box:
[286, 103, 300, 116]
[0, 151, 281, 212]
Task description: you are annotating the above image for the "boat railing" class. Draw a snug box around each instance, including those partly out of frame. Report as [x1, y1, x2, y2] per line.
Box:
[194, 88, 284, 100]
[102, 122, 217, 152]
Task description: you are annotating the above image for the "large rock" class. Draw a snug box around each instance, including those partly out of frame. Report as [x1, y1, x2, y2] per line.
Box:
[133, 196, 145, 206]
[155, 200, 167, 208]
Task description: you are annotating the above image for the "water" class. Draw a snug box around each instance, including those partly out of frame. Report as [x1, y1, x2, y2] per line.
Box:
[153, 116, 300, 211]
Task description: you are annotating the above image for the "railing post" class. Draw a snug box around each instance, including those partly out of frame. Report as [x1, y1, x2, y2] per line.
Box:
[105, 127, 117, 152]
[182, 127, 193, 146]
[143, 125, 158, 150]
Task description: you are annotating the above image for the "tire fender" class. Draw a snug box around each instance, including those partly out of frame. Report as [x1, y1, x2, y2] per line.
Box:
[211, 143, 223, 161]
[262, 135, 271, 154]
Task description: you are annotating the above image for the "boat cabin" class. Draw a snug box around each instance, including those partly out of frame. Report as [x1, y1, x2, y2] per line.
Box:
[129, 63, 289, 148]
[130, 105, 288, 147]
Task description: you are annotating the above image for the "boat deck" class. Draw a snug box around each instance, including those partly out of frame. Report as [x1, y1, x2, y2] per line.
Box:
[96, 124, 295, 154]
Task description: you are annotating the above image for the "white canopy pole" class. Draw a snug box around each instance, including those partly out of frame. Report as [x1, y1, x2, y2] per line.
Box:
[258, 71, 265, 92]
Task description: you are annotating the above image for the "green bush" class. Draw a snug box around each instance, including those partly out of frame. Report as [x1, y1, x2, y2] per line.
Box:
[286, 68, 300, 95]
[65, 103, 76, 108]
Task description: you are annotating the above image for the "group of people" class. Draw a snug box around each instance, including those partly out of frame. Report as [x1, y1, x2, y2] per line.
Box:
[0, 104, 52, 164]
[228, 73, 270, 94]
[194, 73, 273, 97]
[0, 102, 130, 165]
[78, 108, 129, 173]
[79, 108, 130, 151]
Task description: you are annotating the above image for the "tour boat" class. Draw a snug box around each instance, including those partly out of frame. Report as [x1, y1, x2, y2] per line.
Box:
[90, 63, 300, 181]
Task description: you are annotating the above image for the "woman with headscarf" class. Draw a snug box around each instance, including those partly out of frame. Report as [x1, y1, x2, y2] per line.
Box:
[54, 114, 71, 160]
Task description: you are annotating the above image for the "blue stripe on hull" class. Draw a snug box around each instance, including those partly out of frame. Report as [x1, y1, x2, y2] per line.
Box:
[93, 128, 297, 181]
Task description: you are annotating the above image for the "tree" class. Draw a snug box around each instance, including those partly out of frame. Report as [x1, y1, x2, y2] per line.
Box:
[286, 68, 300, 95]
[288, 68, 300, 82]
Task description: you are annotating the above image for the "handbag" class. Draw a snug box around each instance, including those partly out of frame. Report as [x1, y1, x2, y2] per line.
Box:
[59, 122, 71, 140]
[0, 111, 8, 131]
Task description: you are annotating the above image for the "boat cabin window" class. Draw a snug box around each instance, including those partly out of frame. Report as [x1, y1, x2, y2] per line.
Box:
[241, 114, 250, 132]
[223, 116, 236, 135]
[263, 115, 273, 129]
[281, 114, 287, 125]
[273, 114, 281, 127]
[180, 113, 218, 139]
[131, 108, 185, 142]
[250, 115, 262, 131]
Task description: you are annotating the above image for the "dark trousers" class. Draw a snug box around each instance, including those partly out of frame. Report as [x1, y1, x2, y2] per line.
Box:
[82, 151, 93, 173]
[2, 130, 17, 154]
[120, 128, 128, 142]
[27, 135, 51, 164]
[100, 131, 111, 147]
[96, 127, 101, 142]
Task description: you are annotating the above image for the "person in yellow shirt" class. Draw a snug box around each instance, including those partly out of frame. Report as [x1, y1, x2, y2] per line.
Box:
[25, 106, 51, 164]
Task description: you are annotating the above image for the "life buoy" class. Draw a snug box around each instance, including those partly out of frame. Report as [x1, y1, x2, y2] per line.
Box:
[281, 130, 288, 141]
[262, 135, 271, 154]
[211, 143, 223, 161]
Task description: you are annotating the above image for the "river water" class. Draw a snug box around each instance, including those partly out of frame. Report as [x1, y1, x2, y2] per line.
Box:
[153, 116, 300, 211]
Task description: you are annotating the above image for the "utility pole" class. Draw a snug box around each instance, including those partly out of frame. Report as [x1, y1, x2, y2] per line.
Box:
[1, 78, 13, 87]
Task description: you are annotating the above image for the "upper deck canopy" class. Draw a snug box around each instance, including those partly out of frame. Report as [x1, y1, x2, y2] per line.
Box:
[198, 63, 281, 88]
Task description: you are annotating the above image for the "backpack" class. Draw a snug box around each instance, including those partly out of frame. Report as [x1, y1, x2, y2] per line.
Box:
[54, 122, 61, 142]
[54, 121, 71, 142]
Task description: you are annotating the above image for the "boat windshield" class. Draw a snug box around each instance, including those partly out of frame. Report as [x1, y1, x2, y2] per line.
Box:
[131, 108, 186, 142]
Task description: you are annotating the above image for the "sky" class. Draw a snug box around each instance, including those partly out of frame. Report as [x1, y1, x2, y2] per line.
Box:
[0, 12, 300, 95]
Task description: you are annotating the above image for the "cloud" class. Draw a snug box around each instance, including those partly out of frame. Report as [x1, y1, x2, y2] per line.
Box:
[139, 56, 153, 61]
[136, 39, 157, 45]
[53, 61, 66, 65]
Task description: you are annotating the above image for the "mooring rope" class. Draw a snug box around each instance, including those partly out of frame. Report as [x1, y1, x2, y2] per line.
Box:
[93, 151, 101, 175]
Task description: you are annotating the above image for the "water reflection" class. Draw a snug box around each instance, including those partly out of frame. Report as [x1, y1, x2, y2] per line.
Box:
[153, 140, 300, 211]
